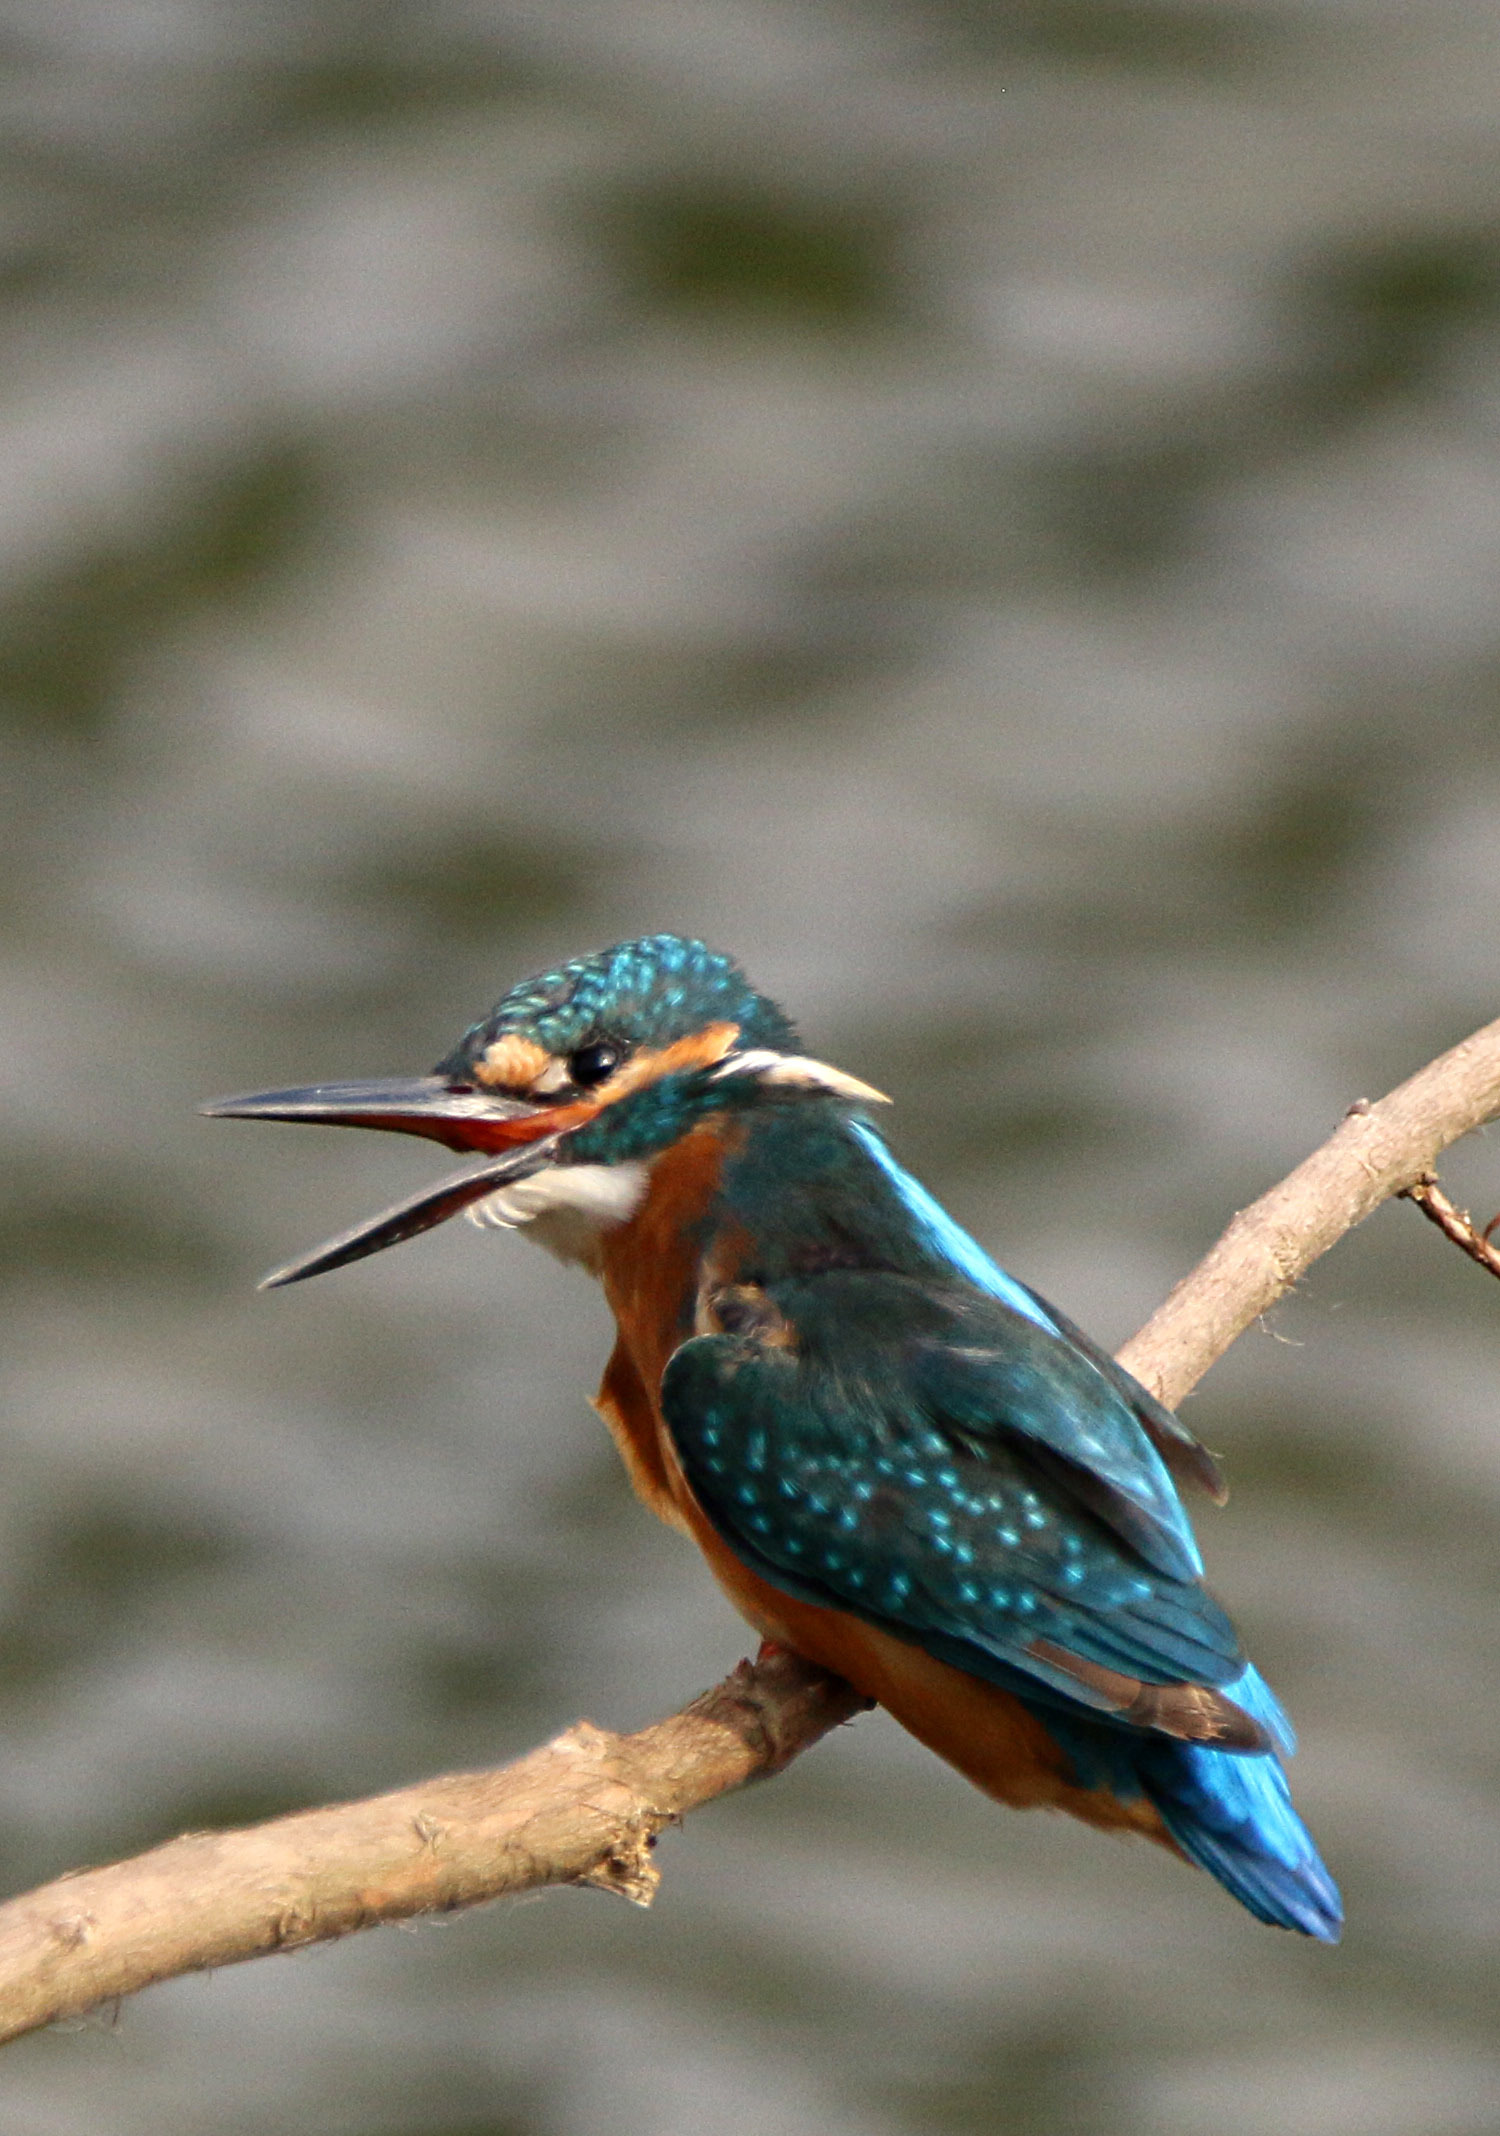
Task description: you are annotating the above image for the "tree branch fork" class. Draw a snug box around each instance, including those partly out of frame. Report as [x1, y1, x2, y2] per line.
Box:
[3, 1015, 1500, 2047]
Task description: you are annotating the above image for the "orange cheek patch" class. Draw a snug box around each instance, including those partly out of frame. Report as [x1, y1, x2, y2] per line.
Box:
[474, 1035, 553, 1092]
[597, 1022, 740, 1103]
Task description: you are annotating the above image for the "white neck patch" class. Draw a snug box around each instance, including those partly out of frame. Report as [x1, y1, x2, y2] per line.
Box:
[467, 1160, 650, 1270]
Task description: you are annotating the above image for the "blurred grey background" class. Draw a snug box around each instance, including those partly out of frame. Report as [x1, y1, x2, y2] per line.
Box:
[2, 2, 1499, 2131]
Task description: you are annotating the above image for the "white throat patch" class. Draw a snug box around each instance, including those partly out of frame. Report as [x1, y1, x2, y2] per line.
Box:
[467, 1160, 650, 1270]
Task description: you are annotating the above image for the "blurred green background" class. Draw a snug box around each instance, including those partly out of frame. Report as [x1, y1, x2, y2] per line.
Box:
[3, 3, 1500, 2131]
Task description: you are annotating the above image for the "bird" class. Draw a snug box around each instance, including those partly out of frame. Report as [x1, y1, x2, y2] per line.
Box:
[204, 932, 1341, 1941]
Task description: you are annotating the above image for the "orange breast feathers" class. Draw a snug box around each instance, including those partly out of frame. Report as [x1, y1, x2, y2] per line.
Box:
[589, 1128, 1174, 1848]
[593, 1120, 733, 1533]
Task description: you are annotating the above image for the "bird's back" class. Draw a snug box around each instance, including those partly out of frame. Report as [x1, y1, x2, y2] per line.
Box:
[600, 1099, 1341, 1941]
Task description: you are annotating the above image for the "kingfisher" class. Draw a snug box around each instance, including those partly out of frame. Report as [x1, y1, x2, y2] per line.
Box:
[205, 933, 1341, 1940]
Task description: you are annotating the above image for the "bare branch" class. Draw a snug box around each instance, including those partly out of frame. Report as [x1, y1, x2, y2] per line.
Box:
[2, 1014, 1499, 2045]
[1117, 1014, 1500, 1408]
[0, 1649, 866, 2048]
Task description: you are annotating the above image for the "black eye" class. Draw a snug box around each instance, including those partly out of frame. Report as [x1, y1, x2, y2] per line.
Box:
[568, 1041, 623, 1088]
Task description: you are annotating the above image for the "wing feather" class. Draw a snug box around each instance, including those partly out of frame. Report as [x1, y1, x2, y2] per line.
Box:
[662, 1275, 1264, 1751]
[847, 1123, 1222, 1563]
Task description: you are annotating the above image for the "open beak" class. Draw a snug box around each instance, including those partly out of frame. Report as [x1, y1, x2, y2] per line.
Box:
[202, 1075, 578, 1288]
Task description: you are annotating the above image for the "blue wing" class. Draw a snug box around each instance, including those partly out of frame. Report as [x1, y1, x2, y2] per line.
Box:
[662, 1269, 1339, 1939]
[663, 1269, 1267, 1741]
[848, 1121, 1227, 1544]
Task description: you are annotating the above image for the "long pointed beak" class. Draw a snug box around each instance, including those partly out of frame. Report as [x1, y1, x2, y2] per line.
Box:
[202, 1073, 583, 1286]
[201, 1075, 553, 1155]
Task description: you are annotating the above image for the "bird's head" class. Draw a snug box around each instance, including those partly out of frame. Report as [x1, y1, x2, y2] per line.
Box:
[204, 934, 886, 1286]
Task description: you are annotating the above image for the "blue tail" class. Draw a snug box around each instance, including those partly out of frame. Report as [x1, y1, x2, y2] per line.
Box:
[1138, 1666, 1342, 1940]
[1042, 1665, 1342, 1941]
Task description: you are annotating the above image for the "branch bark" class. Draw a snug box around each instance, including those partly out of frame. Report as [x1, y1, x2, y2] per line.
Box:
[0, 1649, 867, 2047]
[3, 1013, 1500, 2047]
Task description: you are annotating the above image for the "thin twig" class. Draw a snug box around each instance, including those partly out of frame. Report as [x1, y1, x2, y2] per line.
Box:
[1400, 1172, 1500, 1283]
[2, 1015, 1500, 2044]
[1116, 1015, 1500, 1408]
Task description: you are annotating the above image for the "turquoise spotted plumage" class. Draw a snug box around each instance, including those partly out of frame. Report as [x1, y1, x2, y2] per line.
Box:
[208, 933, 1342, 1944]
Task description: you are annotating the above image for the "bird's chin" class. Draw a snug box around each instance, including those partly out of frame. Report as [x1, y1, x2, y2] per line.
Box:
[468, 1159, 652, 1271]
